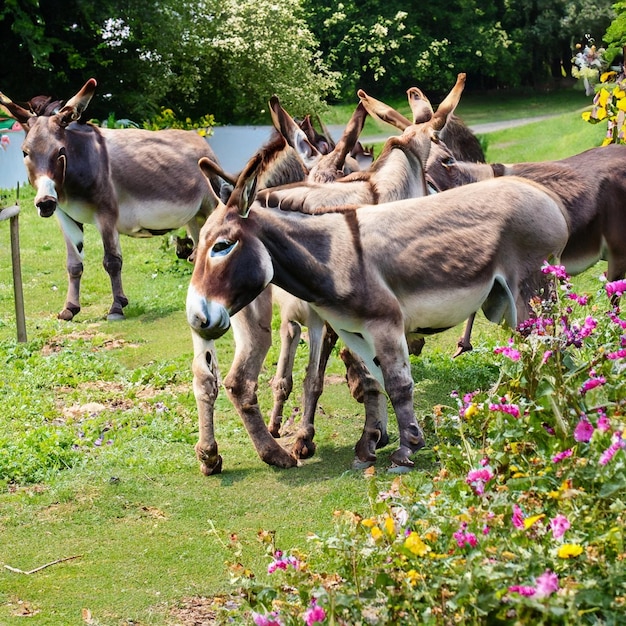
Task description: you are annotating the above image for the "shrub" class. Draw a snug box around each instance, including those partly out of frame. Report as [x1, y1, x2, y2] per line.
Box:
[230, 267, 626, 625]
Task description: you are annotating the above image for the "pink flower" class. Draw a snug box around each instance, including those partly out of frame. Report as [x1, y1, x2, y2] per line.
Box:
[599, 431, 626, 466]
[512, 505, 525, 529]
[253, 611, 283, 626]
[542, 263, 569, 281]
[453, 523, 478, 548]
[549, 514, 570, 539]
[541, 350, 553, 365]
[267, 550, 300, 574]
[580, 375, 606, 395]
[489, 402, 521, 418]
[606, 279, 626, 299]
[535, 570, 559, 598]
[494, 341, 521, 361]
[0, 134, 9, 150]
[552, 448, 573, 463]
[607, 348, 626, 359]
[466, 466, 494, 495]
[304, 599, 326, 625]
[574, 416, 594, 443]
[597, 410, 611, 432]
[508, 584, 537, 596]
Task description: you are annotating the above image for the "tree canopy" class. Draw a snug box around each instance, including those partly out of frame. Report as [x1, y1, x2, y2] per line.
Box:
[0, 0, 619, 124]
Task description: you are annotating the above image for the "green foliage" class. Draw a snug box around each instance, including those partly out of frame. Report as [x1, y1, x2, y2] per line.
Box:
[141, 107, 215, 136]
[236, 271, 626, 625]
[603, 1, 626, 61]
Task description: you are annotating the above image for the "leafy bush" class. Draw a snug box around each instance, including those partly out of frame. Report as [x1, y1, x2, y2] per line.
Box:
[230, 267, 626, 625]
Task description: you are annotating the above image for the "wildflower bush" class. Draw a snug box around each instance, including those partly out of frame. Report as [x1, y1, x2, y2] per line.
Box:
[229, 268, 626, 625]
[142, 107, 215, 136]
[581, 71, 626, 144]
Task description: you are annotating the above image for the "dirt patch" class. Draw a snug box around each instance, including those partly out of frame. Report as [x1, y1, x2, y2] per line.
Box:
[168, 595, 244, 625]
[41, 329, 140, 356]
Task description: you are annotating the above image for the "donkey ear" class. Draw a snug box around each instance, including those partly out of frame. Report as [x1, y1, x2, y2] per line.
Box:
[57, 78, 97, 127]
[358, 89, 411, 131]
[198, 157, 225, 208]
[269, 95, 320, 168]
[430, 73, 466, 131]
[407, 87, 434, 125]
[236, 153, 264, 217]
[0, 92, 36, 126]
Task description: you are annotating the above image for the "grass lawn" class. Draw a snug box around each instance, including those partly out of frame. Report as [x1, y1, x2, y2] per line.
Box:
[0, 86, 615, 625]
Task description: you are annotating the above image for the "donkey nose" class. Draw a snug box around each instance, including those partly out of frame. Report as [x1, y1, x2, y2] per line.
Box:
[186, 287, 231, 340]
[36, 197, 57, 218]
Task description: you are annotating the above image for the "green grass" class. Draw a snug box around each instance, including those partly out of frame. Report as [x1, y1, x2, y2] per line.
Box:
[0, 90, 612, 625]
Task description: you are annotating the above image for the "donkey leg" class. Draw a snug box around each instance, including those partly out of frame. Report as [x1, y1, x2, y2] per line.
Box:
[339, 347, 389, 468]
[268, 318, 301, 438]
[292, 319, 338, 459]
[56, 212, 85, 320]
[96, 216, 128, 320]
[190, 332, 223, 475]
[453, 313, 475, 358]
[227, 292, 299, 468]
[373, 330, 425, 470]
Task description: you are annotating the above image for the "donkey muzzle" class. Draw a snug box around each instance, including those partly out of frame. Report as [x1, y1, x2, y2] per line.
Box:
[186, 287, 231, 340]
[36, 197, 57, 218]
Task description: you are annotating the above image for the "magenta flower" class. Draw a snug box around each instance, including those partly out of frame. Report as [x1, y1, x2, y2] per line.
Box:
[489, 402, 521, 418]
[267, 550, 300, 574]
[579, 374, 606, 395]
[607, 348, 626, 359]
[597, 410, 611, 432]
[606, 279, 626, 299]
[599, 431, 626, 466]
[466, 466, 494, 495]
[552, 448, 573, 463]
[253, 611, 283, 626]
[494, 340, 521, 361]
[512, 504, 525, 529]
[542, 263, 569, 281]
[453, 523, 478, 548]
[541, 350, 553, 365]
[549, 514, 570, 539]
[535, 570, 559, 598]
[566, 292, 588, 306]
[574, 416, 594, 443]
[304, 599, 326, 626]
[508, 584, 537, 596]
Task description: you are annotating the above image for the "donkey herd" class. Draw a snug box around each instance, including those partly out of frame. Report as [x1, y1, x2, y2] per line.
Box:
[1, 75, 625, 474]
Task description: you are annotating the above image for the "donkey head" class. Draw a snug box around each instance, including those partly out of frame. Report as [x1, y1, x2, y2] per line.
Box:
[187, 153, 273, 340]
[0, 78, 97, 217]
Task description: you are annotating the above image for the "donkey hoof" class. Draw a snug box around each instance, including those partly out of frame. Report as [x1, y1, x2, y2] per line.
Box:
[293, 437, 316, 460]
[58, 304, 80, 321]
[200, 455, 223, 476]
[388, 463, 413, 474]
[353, 457, 376, 470]
[107, 312, 125, 321]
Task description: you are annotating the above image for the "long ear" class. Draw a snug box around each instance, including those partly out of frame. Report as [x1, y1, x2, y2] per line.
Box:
[204, 152, 263, 218]
[357, 89, 412, 131]
[309, 101, 369, 181]
[269, 95, 320, 168]
[57, 78, 97, 127]
[430, 73, 466, 131]
[406, 87, 434, 124]
[0, 92, 36, 126]
[198, 157, 226, 208]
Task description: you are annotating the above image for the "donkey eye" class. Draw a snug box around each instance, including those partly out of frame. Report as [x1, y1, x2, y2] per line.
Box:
[442, 156, 456, 168]
[210, 239, 237, 258]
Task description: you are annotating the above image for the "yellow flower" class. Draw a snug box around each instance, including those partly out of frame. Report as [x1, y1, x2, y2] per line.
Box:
[618, 97, 626, 112]
[464, 403, 479, 419]
[557, 543, 584, 559]
[582, 111, 592, 122]
[406, 569, 423, 585]
[384, 516, 396, 537]
[523, 513, 545, 529]
[361, 517, 377, 528]
[370, 526, 383, 541]
[595, 106, 608, 120]
[404, 532, 430, 556]
[598, 88, 611, 108]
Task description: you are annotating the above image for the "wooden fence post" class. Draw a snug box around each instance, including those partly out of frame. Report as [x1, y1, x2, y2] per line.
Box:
[0, 184, 27, 342]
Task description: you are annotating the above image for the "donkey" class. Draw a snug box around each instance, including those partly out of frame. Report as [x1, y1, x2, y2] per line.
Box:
[188, 77, 472, 475]
[424, 142, 626, 351]
[187, 153, 569, 471]
[0, 78, 224, 320]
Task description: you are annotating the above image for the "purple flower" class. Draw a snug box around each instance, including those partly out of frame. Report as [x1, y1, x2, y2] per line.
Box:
[267, 550, 300, 574]
[304, 599, 326, 626]
[453, 523, 478, 548]
[535, 570, 559, 598]
[566, 292, 588, 306]
[607, 348, 626, 360]
[541, 350, 553, 365]
[599, 431, 626, 466]
[606, 279, 626, 299]
[508, 584, 537, 596]
[253, 611, 283, 626]
[552, 448, 573, 463]
[494, 340, 521, 361]
[512, 505, 525, 529]
[549, 514, 570, 539]
[542, 263, 569, 281]
[574, 416, 594, 443]
[489, 402, 521, 418]
[466, 467, 494, 495]
[579, 375, 606, 395]
[597, 410, 611, 432]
